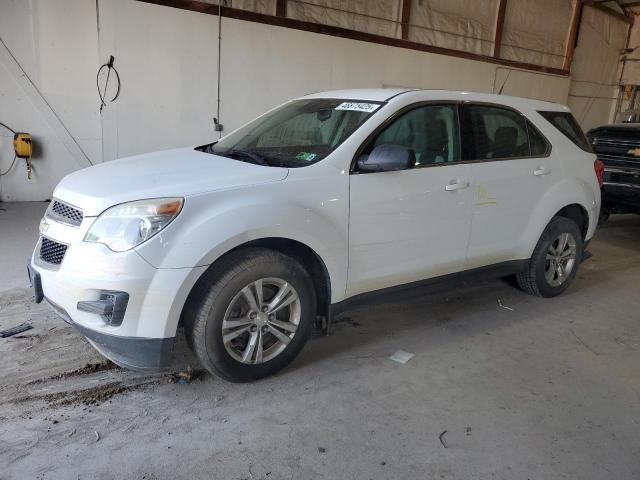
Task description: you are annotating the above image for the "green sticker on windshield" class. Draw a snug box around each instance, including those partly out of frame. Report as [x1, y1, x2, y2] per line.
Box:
[296, 152, 317, 162]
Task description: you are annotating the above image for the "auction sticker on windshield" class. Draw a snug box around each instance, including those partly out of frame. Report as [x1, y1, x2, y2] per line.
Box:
[335, 102, 380, 113]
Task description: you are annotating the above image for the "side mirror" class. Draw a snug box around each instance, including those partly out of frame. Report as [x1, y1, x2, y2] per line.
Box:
[357, 144, 415, 172]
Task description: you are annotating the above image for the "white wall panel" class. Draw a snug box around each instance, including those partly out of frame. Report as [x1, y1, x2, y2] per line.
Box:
[0, 0, 609, 201]
[500, 0, 573, 69]
[228, 0, 277, 15]
[97, 0, 221, 162]
[0, 0, 100, 201]
[620, 13, 640, 85]
[286, 0, 403, 38]
[567, 5, 628, 130]
[408, 0, 498, 56]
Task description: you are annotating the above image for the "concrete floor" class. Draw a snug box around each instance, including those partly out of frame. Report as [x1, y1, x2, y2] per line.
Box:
[1, 202, 640, 480]
[0, 201, 45, 291]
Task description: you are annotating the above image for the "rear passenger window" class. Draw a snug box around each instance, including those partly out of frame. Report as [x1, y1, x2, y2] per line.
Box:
[461, 105, 530, 160]
[538, 111, 593, 152]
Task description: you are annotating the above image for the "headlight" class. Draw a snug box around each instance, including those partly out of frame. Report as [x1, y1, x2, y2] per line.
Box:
[84, 198, 183, 252]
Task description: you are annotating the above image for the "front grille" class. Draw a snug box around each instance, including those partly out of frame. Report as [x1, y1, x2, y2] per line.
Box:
[604, 169, 640, 186]
[591, 131, 640, 165]
[48, 200, 83, 227]
[593, 141, 640, 160]
[39, 237, 68, 265]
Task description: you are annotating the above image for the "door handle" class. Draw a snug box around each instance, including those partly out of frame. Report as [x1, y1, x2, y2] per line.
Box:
[445, 180, 470, 191]
[534, 166, 551, 176]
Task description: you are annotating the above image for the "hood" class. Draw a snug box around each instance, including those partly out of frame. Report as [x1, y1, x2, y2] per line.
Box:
[588, 123, 640, 135]
[53, 148, 289, 216]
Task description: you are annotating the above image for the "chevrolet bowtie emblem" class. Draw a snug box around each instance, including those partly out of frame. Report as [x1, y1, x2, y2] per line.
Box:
[628, 147, 640, 157]
[39, 218, 49, 233]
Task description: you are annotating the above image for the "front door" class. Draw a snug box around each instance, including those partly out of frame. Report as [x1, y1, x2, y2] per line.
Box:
[347, 103, 474, 297]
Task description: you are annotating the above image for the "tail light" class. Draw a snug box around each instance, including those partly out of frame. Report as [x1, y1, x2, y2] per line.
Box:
[594, 159, 604, 187]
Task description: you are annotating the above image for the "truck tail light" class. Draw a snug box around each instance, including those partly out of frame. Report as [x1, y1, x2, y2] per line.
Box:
[594, 159, 604, 187]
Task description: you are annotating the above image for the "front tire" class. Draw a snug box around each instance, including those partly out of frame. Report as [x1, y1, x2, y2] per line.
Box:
[184, 248, 316, 382]
[517, 217, 583, 297]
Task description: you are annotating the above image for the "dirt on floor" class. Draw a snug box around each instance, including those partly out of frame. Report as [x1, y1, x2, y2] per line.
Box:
[0, 287, 200, 415]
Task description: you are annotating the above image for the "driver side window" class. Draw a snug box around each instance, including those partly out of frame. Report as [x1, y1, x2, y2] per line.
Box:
[364, 104, 460, 168]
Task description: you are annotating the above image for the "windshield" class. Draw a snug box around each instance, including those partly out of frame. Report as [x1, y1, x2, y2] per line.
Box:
[197, 99, 383, 167]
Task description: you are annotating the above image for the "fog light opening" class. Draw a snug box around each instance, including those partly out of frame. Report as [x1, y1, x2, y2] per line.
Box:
[77, 291, 129, 326]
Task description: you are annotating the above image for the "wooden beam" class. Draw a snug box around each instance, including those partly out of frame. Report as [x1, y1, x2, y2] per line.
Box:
[400, 0, 412, 40]
[137, 0, 570, 76]
[493, 0, 508, 58]
[563, 0, 583, 71]
[275, 0, 286, 17]
[583, 0, 633, 24]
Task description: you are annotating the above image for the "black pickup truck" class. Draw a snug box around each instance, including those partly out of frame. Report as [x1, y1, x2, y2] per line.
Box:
[587, 123, 640, 221]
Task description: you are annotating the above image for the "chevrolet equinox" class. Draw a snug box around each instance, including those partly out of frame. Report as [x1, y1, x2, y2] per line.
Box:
[28, 89, 602, 382]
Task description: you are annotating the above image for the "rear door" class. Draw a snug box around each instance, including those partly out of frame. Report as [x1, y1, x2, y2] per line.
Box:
[461, 103, 553, 269]
[347, 103, 474, 297]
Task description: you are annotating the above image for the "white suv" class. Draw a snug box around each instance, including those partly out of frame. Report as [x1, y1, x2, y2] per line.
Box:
[28, 89, 602, 382]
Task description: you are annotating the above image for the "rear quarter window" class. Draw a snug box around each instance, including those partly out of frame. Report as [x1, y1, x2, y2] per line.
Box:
[538, 111, 593, 153]
[527, 120, 551, 156]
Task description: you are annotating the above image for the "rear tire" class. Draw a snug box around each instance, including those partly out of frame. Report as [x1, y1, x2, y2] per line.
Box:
[517, 217, 583, 298]
[184, 248, 316, 382]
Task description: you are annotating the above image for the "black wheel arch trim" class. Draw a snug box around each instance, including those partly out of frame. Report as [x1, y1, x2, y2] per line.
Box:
[182, 237, 333, 329]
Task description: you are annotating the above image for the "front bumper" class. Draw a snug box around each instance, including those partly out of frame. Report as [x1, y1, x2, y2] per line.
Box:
[29, 216, 205, 370]
[46, 297, 174, 369]
[28, 260, 176, 369]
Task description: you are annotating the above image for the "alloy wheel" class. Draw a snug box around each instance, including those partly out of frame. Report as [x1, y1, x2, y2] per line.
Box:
[545, 232, 577, 287]
[221, 277, 301, 364]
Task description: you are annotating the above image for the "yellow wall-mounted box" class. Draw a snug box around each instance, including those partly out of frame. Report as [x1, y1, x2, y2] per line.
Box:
[14, 133, 32, 158]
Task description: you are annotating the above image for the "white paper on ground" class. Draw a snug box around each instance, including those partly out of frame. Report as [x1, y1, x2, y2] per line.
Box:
[389, 350, 415, 364]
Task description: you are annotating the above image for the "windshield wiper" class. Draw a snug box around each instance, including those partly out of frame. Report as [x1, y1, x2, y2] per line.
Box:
[225, 149, 268, 166]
